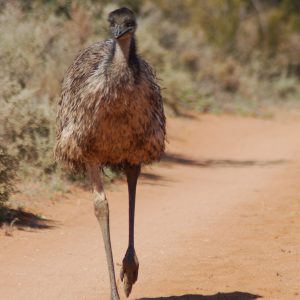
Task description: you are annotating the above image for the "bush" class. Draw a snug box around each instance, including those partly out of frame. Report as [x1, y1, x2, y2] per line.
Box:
[0, 146, 18, 204]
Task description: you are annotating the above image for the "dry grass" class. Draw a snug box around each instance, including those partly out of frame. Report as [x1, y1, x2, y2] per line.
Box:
[0, 146, 18, 204]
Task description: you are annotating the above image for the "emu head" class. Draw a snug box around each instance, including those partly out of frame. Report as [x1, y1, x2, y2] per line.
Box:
[108, 7, 137, 41]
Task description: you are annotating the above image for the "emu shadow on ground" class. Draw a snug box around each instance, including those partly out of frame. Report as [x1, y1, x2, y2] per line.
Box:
[162, 152, 288, 168]
[0, 207, 54, 231]
[139, 291, 262, 300]
[140, 172, 165, 181]
[140, 172, 170, 186]
[139, 152, 288, 185]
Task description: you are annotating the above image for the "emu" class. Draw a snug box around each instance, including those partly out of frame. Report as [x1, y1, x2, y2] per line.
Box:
[55, 7, 166, 300]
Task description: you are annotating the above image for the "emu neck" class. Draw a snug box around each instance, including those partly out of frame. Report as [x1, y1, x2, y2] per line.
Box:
[114, 36, 135, 64]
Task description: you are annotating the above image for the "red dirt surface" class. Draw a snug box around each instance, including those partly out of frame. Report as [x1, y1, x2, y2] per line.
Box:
[1, 114, 300, 300]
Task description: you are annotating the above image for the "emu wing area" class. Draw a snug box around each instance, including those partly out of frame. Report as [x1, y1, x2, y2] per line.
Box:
[55, 40, 166, 172]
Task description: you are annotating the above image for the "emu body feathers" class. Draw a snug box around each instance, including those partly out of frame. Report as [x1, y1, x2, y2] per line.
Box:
[55, 39, 166, 171]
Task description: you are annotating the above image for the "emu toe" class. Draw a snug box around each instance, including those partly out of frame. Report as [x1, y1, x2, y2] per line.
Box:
[120, 248, 139, 297]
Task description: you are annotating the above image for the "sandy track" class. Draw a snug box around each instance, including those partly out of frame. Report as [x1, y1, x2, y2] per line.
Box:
[1, 114, 300, 300]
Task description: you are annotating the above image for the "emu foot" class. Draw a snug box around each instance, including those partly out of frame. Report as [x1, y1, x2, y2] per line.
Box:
[120, 247, 139, 297]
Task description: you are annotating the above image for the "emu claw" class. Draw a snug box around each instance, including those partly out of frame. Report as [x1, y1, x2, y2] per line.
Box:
[120, 247, 139, 297]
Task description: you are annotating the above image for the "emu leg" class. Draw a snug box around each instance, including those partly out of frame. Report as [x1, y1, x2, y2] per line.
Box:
[88, 165, 119, 300]
[120, 164, 141, 297]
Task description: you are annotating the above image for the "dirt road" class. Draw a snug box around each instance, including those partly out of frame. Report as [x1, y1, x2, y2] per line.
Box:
[1, 114, 300, 300]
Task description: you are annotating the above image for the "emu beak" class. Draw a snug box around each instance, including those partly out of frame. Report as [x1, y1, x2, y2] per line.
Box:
[113, 25, 134, 39]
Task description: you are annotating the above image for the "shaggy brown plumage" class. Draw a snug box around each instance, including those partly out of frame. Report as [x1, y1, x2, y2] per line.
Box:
[55, 34, 166, 172]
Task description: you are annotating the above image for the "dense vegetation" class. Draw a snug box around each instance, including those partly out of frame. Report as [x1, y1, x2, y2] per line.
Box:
[1, 0, 300, 202]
